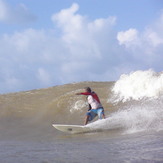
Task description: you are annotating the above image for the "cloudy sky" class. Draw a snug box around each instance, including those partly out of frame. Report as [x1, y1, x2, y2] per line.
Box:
[0, 0, 163, 94]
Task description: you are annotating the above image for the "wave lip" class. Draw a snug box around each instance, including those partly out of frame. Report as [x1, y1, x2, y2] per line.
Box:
[111, 70, 163, 103]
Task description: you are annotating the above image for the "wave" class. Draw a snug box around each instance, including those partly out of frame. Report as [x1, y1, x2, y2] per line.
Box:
[0, 82, 113, 140]
[89, 70, 163, 134]
[0, 70, 162, 140]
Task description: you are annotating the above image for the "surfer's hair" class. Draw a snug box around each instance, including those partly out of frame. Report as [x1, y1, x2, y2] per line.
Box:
[85, 87, 91, 93]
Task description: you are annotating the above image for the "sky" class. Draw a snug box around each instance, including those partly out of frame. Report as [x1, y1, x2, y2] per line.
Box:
[0, 0, 163, 94]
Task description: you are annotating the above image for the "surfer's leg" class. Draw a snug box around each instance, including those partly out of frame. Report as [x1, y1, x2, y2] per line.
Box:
[84, 110, 97, 125]
[97, 108, 105, 119]
[84, 111, 91, 125]
[102, 112, 105, 119]
[84, 115, 89, 125]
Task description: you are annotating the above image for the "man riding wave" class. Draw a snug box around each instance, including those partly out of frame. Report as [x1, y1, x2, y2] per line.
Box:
[76, 87, 105, 125]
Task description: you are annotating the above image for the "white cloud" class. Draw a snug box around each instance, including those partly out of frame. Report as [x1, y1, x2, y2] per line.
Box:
[0, 0, 36, 24]
[117, 12, 163, 49]
[149, 32, 163, 46]
[52, 3, 82, 31]
[88, 16, 116, 32]
[117, 28, 139, 47]
[52, 3, 117, 61]
[117, 12, 163, 69]
[117, 12, 163, 51]
[52, 3, 86, 45]
[142, 14, 163, 51]
[0, 3, 162, 93]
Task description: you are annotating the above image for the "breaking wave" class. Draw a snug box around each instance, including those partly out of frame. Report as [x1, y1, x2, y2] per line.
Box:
[88, 70, 163, 134]
[111, 69, 163, 102]
[0, 70, 162, 140]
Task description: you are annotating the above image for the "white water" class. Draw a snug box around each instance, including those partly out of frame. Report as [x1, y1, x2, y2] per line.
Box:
[88, 70, 163, 134]
[111, 69, 163, 102]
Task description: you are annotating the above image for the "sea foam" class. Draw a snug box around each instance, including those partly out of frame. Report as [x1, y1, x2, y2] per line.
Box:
[111, 69, 163, 102]
[89, 70, 163, 134]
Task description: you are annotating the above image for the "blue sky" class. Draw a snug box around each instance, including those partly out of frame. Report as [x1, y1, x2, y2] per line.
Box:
[1, 0, 162, 32]
[0, 0, 163, 93]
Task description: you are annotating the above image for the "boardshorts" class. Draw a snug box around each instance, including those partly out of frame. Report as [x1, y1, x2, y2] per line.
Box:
[86, 107, 104, 121]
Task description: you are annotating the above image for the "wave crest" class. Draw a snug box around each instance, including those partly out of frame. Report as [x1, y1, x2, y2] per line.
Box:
[111, 69, 163, 103]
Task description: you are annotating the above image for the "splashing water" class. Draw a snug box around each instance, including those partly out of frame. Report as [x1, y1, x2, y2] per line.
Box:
[70, 100, 86, 113]
[89, 70, 163, 134]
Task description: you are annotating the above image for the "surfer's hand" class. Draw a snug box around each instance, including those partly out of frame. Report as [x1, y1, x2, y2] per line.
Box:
[76, 93, 81, 95]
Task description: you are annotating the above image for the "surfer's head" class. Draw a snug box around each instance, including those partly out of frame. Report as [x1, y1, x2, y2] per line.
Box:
[85, 87, 92, 93]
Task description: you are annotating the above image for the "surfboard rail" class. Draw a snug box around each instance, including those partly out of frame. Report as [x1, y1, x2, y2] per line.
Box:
[52, 124, 91, 134]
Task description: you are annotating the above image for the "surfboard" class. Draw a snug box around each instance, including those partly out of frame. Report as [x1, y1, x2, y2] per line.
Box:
[52, 124, 91, 134]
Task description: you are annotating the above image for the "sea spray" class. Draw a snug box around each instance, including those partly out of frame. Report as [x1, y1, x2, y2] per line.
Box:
[88, 70, 163, 134]
[70, 100, 86, 113]
[88, 99, 163, 134]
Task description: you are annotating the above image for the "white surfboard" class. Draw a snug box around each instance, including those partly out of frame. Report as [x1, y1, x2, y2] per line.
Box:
[52, 124, 91, 134]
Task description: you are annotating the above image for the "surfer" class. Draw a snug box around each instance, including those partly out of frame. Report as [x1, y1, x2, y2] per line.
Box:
[76, 87, 105, 125]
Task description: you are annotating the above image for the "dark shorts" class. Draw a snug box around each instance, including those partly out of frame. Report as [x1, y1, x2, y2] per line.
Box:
[86, 107, 104, 121]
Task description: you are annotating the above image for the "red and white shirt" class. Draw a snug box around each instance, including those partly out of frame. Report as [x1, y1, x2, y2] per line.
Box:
[79, 92, 102, 109]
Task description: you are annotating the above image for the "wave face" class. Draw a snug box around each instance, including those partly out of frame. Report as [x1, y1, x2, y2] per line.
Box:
[0, 70, 162, 140]
[0, 82, 113, 140]
[89, 70, 163, 134]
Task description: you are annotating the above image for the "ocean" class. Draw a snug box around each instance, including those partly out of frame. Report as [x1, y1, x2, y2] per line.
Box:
[0, 70, 162, 163]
